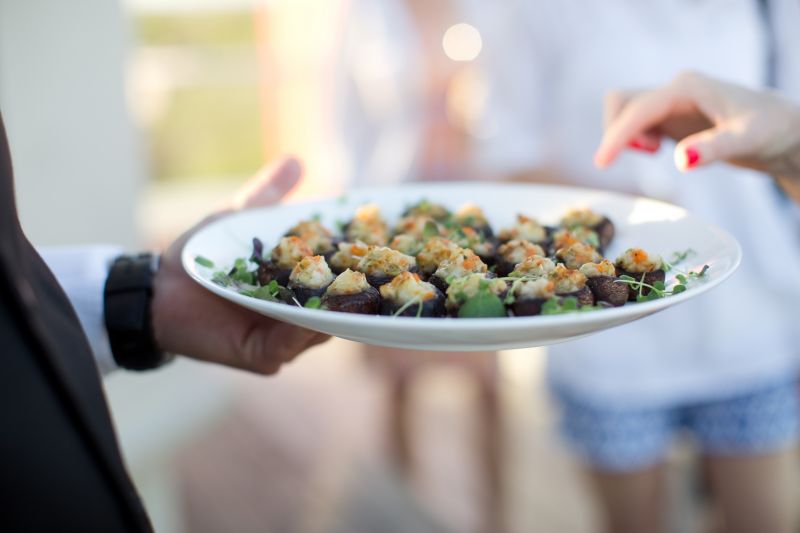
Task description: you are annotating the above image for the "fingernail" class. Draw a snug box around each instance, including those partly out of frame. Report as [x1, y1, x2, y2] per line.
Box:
[628, 140, 657, 153]
[685, 146, 700, 168]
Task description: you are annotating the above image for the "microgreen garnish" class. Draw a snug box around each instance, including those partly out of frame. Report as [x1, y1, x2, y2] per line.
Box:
[311, 212, 322, 221]
[229, 257, 256, 285]
[540, 297, 602, 315]
[422, 220, 440, 240]
[391, 296, 424, 318]
[337, 194, 349, 205]
[458, 286, 506, 318]
[212, 271, 232, 286]
[239, 280, 281, 301]
[615, 264, 708, 302]
[195, 255, 215, 268]
[304, 296, 322, 309]
[662, 248, 696, 271]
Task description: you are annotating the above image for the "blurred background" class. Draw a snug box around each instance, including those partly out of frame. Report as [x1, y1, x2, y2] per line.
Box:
[1, 1, 793, 532]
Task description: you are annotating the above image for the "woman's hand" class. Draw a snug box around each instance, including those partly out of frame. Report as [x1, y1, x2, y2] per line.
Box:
[594, 71, 800, 201]
[151, 158, 329, 375]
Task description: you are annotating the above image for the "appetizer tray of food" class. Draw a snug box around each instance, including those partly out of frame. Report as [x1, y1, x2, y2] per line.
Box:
[182, 182, 741, 351]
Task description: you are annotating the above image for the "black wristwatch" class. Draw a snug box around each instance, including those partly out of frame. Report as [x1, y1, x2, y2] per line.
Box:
[104, 253, 172, 371]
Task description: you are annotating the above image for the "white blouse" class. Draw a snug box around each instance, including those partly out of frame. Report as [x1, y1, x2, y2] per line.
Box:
[475, 0, 800, 407]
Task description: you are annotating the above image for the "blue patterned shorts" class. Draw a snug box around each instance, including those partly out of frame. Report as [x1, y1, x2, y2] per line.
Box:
[555, 379, 800, 472]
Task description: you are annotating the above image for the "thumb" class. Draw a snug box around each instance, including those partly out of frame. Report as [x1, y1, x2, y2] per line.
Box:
[673, 125, 748, 172]
[230, 157, 303, 210]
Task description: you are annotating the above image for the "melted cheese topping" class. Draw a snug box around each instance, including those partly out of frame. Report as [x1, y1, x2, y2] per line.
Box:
[379, 272, 438, 303]
[389, 234, 423, 256]
[454, 203, 489, 227]
[548, 264, 587, 293]
[405, 200, 450, 221]
[286, 220, 334, 253]
[451, 226, 495, 256]
[417, 238, 462, 274]
[289, 256, 335, 288]
[555, 242, 602, 269]
[357, 247, 416, 277]
[579, 260, 617, 278]
[509, 255, 555, 278]
[561, 208, 604, 228]
[330, 241, 372, 271]
[325, 269, 371, 296]
[347, 203, 389, 246]
[512, 278, 556, 300]
[498, 214, 547, 243]
[498, 240, 545, 265]
[551, 227, 600, 250]
[434, 249, 488, 280]
[393, 215, 438, 238]
[616, 248, 662, 273]
[271, 236, 313, 268]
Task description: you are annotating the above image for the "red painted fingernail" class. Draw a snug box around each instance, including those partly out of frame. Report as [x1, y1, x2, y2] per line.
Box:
[685, 146, 700, 168]
[628, 140, 657, 153]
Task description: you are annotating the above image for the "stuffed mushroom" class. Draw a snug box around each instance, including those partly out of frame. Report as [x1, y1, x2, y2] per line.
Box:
[388, 233, 424, 256]
[448, 225, 496, 266]
[329, 241, 373, 274]
[548, 264, 594, 306]
[497, 214, 550, 247]
[393, 215, 440, 239]
[257, 236, 313, 286]
[285, 219, 336, 256]
[614, 248, 666, 301]
[356, 246, 417, 288]
[344, 203, 390, 246]
[402, 199, 451, 221]
[453, 203, 493, 238]
[321, 269, 381, 314]
[554, 242, 603, 270]
[429, 248, 489, 293]
[580, 260, 628, 307]
[495, 240, 546, 277]
[508, 255, 556, 279]
[550, 226, 602, 255]
[561, 208, 615, 250]
[508, 277, 556, 316]
[416, 237, 462, 277]
[379, 272, 445, 317]
[287, 255, 335, 305]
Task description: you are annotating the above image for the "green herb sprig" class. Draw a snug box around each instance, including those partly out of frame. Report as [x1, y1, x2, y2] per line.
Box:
[391, 296, 425, 318]
[541, 297, 602, 315]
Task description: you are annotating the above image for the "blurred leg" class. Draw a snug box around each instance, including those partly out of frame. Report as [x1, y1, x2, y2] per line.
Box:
[689, 377, 800, 533]
[589, 464, 666, 533]
[475, 358, 504, 533]
[702, 448, 799, 533]
[389, 370, 414, 475]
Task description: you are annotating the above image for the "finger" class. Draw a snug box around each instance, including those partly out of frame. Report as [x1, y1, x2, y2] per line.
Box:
[673, 124, 750, 172]
[604, 89, 633, 129]
[230, 156, 303, 210]
[595, 88, 679, 168]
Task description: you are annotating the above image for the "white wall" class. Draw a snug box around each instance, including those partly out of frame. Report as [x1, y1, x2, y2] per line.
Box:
[0, 0, 143, 247]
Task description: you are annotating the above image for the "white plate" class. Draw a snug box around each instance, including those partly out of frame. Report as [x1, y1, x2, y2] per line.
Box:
[182, 182, 741, 351]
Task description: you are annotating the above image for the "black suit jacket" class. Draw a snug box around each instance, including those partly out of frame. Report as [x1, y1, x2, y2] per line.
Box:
[0, 116, 152, 532]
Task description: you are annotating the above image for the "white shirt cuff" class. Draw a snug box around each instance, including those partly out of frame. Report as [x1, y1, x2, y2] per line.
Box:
[38, 245, 123, 375]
